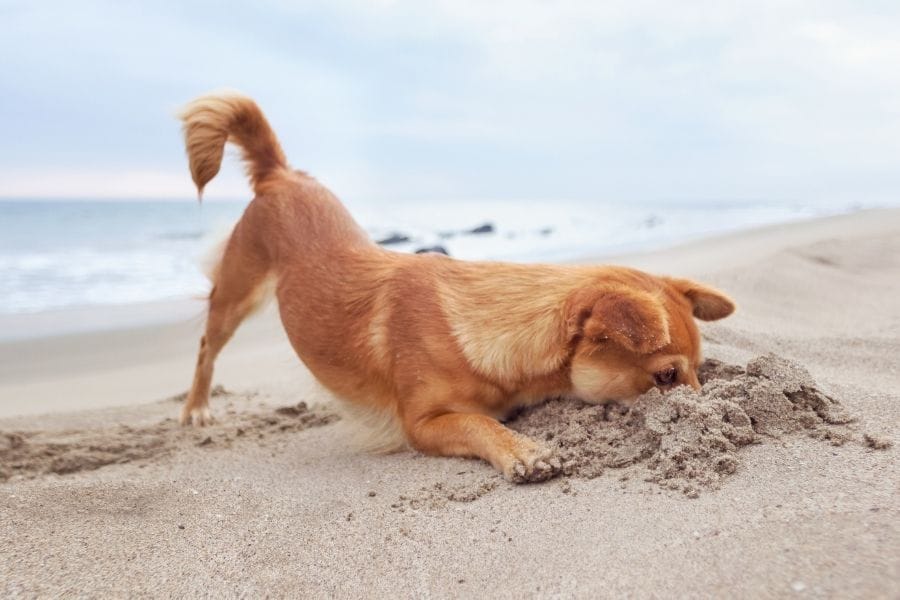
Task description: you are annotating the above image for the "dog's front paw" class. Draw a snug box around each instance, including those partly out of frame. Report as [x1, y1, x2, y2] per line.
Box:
[501, 442, 562, 484]
[179, 405, 213, 427]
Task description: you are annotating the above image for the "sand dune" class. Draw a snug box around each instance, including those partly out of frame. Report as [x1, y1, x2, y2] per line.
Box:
[1, 209, 898, 598]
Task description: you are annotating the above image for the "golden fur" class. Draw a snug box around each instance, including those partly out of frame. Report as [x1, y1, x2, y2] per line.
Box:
[177, 93, 736, 482]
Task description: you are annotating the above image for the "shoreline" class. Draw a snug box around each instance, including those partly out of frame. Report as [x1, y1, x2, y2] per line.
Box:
[1, 206, 890, 343]
[0, 297, 205, 342]
[1, 200, 866, 327]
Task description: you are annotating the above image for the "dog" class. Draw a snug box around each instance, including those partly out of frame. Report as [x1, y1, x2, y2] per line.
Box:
[177, 93, 735, 483]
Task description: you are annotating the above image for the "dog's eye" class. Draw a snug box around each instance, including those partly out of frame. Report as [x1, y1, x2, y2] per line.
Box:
[654, 367, 677, 386]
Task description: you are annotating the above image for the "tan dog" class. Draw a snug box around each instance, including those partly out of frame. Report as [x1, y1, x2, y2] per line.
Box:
[178, 93, 735, 482]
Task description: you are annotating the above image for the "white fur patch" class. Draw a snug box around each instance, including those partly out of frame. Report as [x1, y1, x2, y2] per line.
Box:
[198, 225, 233, 282]
[366, 290, 391, 371]
[335, 401, 407, 454]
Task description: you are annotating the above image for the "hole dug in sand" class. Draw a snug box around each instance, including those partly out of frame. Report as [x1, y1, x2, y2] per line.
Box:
[507, 353, 871, 498]
[0, 390, 339, 482]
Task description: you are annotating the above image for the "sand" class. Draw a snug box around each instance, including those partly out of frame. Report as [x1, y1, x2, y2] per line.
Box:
[0, 387, 337, 482]
[1, 208, 899, 598]
[509, 354, 869, 499]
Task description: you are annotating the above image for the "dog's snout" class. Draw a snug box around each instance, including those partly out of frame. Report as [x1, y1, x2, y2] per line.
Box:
[687, 371, 702, 391]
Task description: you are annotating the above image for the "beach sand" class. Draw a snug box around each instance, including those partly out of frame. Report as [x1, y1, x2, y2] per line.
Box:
[1, 209, 898, 598]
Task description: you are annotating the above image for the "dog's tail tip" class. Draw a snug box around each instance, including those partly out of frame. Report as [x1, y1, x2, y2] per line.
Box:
[179, 90, 288, 197]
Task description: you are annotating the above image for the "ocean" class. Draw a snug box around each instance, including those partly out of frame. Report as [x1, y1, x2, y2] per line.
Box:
[0, 198, 844, 315]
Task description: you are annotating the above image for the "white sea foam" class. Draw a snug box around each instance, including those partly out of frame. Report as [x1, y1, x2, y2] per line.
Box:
[354, 198, 827, 262]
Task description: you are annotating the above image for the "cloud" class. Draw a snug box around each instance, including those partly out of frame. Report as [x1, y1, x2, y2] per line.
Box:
[1, 1, 899, 205]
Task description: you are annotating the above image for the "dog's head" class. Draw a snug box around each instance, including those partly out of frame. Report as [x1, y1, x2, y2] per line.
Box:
[565, 269, 734, 404]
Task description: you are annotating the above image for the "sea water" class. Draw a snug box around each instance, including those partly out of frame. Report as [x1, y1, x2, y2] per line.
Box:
[0, 198, 842, 315]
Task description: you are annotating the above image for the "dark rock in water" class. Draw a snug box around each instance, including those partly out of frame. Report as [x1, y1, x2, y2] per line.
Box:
[539, 227, 554, 236]
[644, 215, 662, 228]
[415, 245, 450, 256]
[376, 233, 411, 245]
[467, 223, 495, 235]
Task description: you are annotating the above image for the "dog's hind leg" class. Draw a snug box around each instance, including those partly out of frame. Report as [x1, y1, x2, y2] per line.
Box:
[180, 221, 272, 426]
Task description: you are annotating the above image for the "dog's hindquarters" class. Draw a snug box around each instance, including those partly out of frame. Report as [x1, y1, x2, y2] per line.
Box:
[178, 93, 286, 425]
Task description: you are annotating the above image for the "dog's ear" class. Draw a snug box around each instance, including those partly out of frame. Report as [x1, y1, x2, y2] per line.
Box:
[567, 286, 670, 354]
[665, 277, 736, 321]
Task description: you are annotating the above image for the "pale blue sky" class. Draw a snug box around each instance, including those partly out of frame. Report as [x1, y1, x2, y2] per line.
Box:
[1, 0, 899, 206]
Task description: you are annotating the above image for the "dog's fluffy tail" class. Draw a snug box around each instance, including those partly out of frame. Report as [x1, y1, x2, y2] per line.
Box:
[179, 92, 288, 198]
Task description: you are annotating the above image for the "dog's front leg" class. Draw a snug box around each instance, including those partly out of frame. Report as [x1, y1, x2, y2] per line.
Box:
[403, 412, 561, 483]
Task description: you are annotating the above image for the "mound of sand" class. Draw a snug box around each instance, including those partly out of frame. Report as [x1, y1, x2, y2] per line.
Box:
[507, 354, 874, 497]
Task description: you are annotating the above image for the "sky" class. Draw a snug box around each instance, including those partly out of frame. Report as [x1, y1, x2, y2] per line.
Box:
[1, 0, 899, 207]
